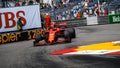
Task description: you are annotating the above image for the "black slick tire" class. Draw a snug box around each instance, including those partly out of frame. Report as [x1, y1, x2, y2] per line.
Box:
[67, 28, 76, 38]
[64, 30, 71, 42]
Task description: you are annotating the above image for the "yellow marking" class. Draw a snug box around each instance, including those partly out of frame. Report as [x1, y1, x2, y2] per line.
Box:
[76, 42, 120, 51]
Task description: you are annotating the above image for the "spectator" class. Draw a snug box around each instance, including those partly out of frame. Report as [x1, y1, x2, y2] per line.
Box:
[69, 0, 74, 4]
[66, 12, 70, 20]
[62, 0, 66, 7]
[17, 17, 23, 31]
[73, 10, 77, 18]
[44, 13, 51, 29]
[22, 1, 27, 6]
[89, 8, 93, 15]
[2, 2, 5, 8]
[28, 0, 34, 5]
[103, 8, 107, 16]
[15, 2, 20, 6]
[77, 12, 81, 19]
[55, 0, 59, 7]
[50, 12, 55, 20]
[96, 8, 100, 16]
[57, 14, 62, 20]
[61, 11, 66, 19]
[62, 16, 66, 20]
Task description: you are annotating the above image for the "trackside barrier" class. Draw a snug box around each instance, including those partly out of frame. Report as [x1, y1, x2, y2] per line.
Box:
[54, 16, 109, 27]
[87, 16, 109, 25]
[109, 14, 120, 24]
[97, 16, 109, 25]
[0, 29, 43, 44]
[53, 18, 87, 27]
[87, 16, 98, 25]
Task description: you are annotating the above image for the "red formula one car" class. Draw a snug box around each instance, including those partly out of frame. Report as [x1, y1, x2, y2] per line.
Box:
[33, 22, 76, 46]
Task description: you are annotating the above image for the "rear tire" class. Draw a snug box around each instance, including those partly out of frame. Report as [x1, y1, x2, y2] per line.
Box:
[64, 30, 71, 42]
[67, 28, 76, 38]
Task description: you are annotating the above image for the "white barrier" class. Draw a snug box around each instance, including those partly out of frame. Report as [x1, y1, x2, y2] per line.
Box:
[87, 16, 98, 25]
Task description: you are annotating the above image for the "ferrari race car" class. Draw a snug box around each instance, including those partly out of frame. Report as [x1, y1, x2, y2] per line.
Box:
[33, 22, 76, 46]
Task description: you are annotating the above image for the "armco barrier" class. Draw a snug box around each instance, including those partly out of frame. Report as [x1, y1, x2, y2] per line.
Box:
[54, 16, 109, 27]
[53, 18, 87, 27]
[97, 16, 109, 25]
[0, 29, 42, 44]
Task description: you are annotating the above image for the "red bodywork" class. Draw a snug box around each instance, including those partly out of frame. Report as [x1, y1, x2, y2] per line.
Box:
[34, 22, 71, 46]
[48, 28, 58, 44]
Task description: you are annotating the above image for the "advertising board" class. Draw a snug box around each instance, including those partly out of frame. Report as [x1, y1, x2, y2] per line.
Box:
[0, 5, 41, 32]
[0, 29, 42, 44]
[109, 14, 120, 24]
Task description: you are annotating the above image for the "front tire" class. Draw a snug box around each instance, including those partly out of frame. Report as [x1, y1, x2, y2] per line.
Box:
[35, 34, 42, 42]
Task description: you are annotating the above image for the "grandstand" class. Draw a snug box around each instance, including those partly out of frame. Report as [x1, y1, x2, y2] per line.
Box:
[109, 0, 120, 14]
[0, 0, 119, 17]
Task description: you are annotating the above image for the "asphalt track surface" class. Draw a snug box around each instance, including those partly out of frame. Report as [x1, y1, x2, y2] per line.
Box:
[0, 24, 120, 68]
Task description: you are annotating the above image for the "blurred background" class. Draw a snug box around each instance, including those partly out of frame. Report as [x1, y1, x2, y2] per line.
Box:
[0, 0, 120, 21]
